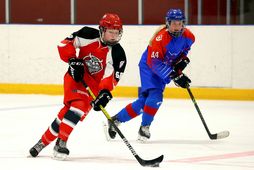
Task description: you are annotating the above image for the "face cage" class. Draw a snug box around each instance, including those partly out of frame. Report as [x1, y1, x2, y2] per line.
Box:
[99, 27, 123, 46]
[166, 20, 185, 38]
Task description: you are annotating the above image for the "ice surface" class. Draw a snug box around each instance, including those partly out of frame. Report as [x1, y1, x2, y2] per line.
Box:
[0, 94, 253, 170]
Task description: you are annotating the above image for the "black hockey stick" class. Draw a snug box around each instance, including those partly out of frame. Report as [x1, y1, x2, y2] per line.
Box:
[81, 80, 163, 167]
[186, 85, 229, 140]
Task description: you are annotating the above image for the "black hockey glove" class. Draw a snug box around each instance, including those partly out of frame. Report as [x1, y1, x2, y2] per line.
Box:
[174, 57, 190, 73]
[91, 89, 113, 111]
[172, 73, 191, 88]
[68, 58, 84, 82]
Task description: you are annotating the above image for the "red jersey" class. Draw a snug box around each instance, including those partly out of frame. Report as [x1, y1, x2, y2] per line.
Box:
[57, 27, 127, 104]
[58, 27, 126, 103]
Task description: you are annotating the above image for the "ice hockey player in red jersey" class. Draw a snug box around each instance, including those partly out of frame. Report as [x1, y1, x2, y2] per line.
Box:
[105, 9, 195, 142]
[29, 13, 127, 160]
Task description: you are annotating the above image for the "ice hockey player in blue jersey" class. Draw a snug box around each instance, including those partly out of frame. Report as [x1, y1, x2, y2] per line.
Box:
[105, 9, 195, 142]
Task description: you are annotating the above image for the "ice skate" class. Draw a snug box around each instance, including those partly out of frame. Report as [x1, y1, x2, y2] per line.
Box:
[29, 139, 45, 157]
[53, 138, 69, 161]
[103, 115, 121, 141]
[137, 125, 151, 143]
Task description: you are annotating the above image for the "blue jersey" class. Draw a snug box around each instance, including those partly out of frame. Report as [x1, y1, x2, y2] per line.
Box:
[138, 26, 195, 92]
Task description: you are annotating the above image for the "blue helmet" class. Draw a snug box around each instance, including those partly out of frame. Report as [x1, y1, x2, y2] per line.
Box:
[166, 9, 185, 22]
[165, 9, 185, 37]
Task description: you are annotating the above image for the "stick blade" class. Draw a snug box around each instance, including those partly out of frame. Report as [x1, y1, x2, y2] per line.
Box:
[216, 130, 230, 139]
[210, 130, 230, 140]
[136, 155, 164, 167]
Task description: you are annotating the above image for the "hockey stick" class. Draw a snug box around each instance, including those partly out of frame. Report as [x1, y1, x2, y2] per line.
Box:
[186, 85, 230, 140]
[81, 80, 163, 167]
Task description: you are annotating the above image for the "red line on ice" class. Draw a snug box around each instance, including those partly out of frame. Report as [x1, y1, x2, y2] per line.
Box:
[169, 151, 254, 163]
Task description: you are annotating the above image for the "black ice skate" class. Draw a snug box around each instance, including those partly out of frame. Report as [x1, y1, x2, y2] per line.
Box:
[53, 138, 69, 160]
[137, 125, 151, 143]
[103, 115, 121, 141]
[29, 139, 45, 157]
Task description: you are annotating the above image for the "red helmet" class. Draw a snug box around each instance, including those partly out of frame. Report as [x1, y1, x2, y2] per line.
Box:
[99, 13, 123, 31]
[99, 13, 123, 46]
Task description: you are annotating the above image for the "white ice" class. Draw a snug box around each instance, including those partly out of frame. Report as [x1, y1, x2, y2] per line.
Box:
[0, 94, 254, 170]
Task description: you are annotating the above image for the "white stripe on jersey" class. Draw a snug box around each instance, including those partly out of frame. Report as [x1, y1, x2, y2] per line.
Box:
[102, 46, 114, 80]
[74, 37, 100, 48]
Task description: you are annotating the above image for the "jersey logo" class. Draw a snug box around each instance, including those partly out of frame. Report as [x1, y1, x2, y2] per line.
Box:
[119, 60, 125, 68]
[156, 35, 162, 41]
[83, 53, 103, 74]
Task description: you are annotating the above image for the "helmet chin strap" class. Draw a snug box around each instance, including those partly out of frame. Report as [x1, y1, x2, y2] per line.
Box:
[99, 31, 106, 45]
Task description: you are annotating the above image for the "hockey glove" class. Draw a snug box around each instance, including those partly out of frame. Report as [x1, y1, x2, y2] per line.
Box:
[172, 73, 191, 88]
[68, 58, 84, 82]
[91, 89, 113, 111]
[173, 56, 190, 73]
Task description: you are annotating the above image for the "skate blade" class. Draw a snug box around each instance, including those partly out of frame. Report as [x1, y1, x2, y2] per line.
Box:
[102, 121, 112, 141]
[137, 135, 148, 143]
[52, 151, 68, 161]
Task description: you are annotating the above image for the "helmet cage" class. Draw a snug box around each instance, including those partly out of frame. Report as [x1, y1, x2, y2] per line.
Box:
[165, 9, 185, 37]
[99, 27, 123, 46]
[99, 13, 123, 46]
[166, 20, 185, 37]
